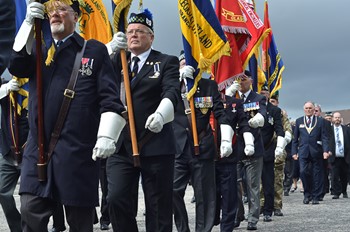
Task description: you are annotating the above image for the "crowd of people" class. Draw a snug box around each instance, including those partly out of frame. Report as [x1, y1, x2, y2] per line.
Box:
[0, 0, 349, 232]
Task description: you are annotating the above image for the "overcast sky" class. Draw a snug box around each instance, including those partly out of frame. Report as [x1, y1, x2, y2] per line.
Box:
[107, 0, 350, 120]
[5, 0, 348, 120]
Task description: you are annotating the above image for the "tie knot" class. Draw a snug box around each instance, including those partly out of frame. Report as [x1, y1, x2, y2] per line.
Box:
[56, 40, 63, 47]
[241, 94, 245, 100]
[132, 56, 140, 63]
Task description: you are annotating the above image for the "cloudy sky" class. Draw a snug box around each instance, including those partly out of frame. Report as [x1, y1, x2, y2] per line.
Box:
[5, 0, 348, 120]
[105, 0, 349, 120]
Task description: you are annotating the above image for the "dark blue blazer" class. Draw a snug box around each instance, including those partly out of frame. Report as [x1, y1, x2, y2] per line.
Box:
[0, 0, 15, 75]
[236, 90, 267, 160]
[291, 116, 329, 159]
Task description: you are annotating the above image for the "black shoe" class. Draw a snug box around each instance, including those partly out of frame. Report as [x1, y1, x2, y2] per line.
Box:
[48, 228, 65, 232]
[318, 197, 324, 201]
[332, 195, 339, 199]
[100, 223, 110, 230]
[263, 215, 272, 222]
[274, 209, 284, 216]
[247, 222, 257, 230]
[303, 198, 310, 204]
[284, 191, 289, 196]
[343, 193, 348, 198]
[312, 199, 319, 205]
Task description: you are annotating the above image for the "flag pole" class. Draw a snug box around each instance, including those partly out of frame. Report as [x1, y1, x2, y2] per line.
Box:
[120, 49, 140, 167]
[34, 2, 47, 181]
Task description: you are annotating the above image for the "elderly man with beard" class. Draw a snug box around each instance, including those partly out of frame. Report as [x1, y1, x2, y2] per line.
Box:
[8, 0, 126, 231]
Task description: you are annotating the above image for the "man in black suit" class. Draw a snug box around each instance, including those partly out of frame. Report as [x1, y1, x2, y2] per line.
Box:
[107, 9, 180, 232]
[0, 0, 15, 76]
[328, 112, 350, 199]
[235, 71, 267, 231]
[291, 101, 330, 205]
[259, 85, 285, 222]
[172, 54, 234, 232]
[9, 1, 126, 231]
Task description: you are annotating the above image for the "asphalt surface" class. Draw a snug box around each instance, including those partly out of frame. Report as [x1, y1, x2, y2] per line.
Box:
[1, 181, 349, 231]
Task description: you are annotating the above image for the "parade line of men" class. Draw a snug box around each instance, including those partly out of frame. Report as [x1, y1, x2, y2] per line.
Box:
[0, 0, 349, 232]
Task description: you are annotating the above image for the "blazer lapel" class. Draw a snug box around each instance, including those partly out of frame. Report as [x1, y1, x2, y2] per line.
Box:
[131, 50, 157, 89]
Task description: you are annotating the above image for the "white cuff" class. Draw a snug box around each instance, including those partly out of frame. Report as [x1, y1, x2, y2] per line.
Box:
[97, 112, 126, 142]
[243, 132, 254, 146]
[156, 98, 174, 124]
[13, 21, 34, 53]
[220, 124, 234, 142]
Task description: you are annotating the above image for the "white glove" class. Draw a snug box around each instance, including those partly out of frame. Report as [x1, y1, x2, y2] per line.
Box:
[145, 98, 174, 133]
[179, 65, 195, 81]
[220, 124, 234, 158]
[284, 131, 292, 144]
[25, 1, 45, 25]
[225, 81, 240, 97]
[248, 112, 265, 128]
[275, 136, 286, 157]
[105, 32, 127, 55]
[243, 132, 255, 156]
[92, 137, 116, 160]
[92, 112, 126, 161]
[0, 79, 20, 99]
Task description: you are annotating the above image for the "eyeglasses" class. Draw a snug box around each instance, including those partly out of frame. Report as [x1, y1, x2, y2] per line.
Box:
[126, 29, 151, 36]
[47, 7, 75, 17]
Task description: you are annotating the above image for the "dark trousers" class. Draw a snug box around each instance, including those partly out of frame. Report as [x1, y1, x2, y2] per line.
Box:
[173, 153, 216, 232]
[215, 162, 237, 232]
[99, 159, 110, 225]
[283, 157, 294, 192]
[107, 153, 174, 232]
[299, 156, 324, 200]
[20, 194, 95, 232]
[331, 157, 349, 196]
[52, 202, 66, 231]
[261, 159, 275, 216]
[0, 155, 21, 232]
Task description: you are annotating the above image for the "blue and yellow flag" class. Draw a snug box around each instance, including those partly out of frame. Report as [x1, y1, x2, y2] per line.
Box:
[178, 0, 230, 99]
[79, 0, 113, 43]
[262, 0, 285, 97]
[11, 0, 29, 115]
[112, 0, 132, 33]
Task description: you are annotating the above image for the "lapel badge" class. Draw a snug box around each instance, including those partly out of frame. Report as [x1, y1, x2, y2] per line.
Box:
[268, 116, 274, 125]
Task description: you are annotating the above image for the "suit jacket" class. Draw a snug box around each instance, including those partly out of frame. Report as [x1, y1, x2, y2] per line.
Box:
[173, 78, 228, 160]
[0, 0, 15, 75]
[9, 32, 124, 207]
[328, 125, 350, 165]
[236, 91, 267, 160]
[112, 49, 180, 157]
[291, 116, 329, 159]
[261, 102, 285, 161]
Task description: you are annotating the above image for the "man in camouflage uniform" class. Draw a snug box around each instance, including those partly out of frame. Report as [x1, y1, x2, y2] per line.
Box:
[269, 94, 292, 216]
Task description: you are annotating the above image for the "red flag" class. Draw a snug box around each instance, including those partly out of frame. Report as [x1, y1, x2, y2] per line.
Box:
[213, 0, 250, 92]
[238, 0, 270, 68]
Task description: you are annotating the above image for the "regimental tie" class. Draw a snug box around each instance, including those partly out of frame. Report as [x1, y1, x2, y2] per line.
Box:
[131, 56, 140, 82]
[306, 116, 311, 127]
[335, 127, 344, 155]
[241, 93, 245, 102]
